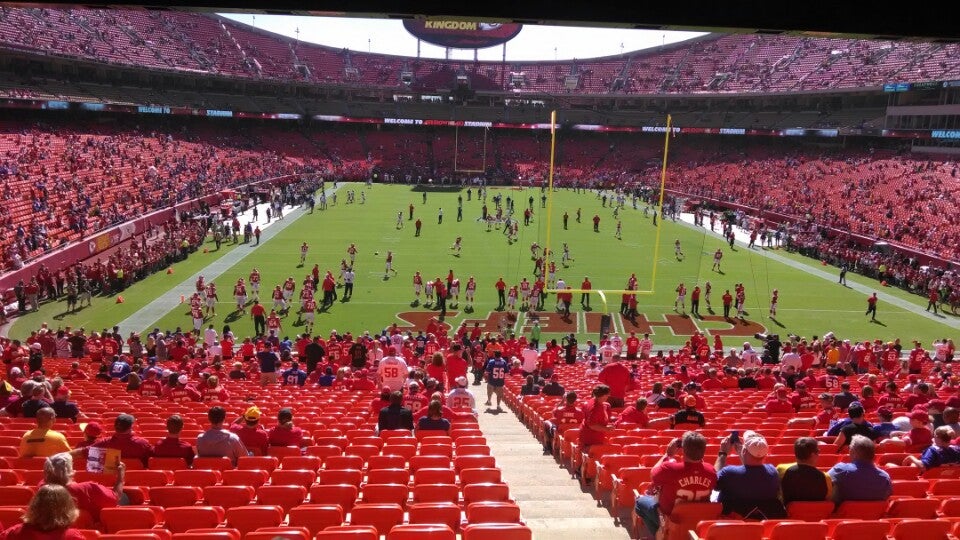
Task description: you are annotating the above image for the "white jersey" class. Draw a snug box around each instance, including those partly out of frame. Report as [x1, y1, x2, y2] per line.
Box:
[446, 388, 476, 411]
[204, 328, 218, 345]
[378, 356, 409, 391]
[599, 344, 617, 363]
[610, 335, 623, 353]
[520, 349, 539, 373]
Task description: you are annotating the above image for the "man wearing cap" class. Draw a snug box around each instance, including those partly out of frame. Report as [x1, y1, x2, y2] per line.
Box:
[777, 437, 832, 504]
[672, 396, 706, 428]
[153, 414, 195, 466]
[762, 388, 795, 414]
[169, 375, 201, 402]
[828, 435, 892, 503]
[51, 386, 83, 423]
[230, 406, 269, 456]
[91, 413, 154, 467]
[634, 431, 716, 539]
[198, 406, 248, 466]
[76, 422, 102, 449]
[19, 407, 71, 457]
[714, 430, 785, 518]
[834, 403, 877, 451]
[446, 377, 476, 411]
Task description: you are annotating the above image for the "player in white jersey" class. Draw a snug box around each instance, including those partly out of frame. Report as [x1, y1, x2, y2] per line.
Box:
[425, 279, 435, 306]
[675, 239, 684, 260]
[615, 220, 622, 239]
[299, 242, 309, 266]
[561, 243, 573, 266]
[396, 211, 404, 229]
[704, 281, 712, 308]
[446, 377, 476, 411]
[451, 236, 462, 256]
[302, 297, 316, 334]
[378, 352, 410, 391]
[506, 286, 518, 310]
[449, 278, 461, 308]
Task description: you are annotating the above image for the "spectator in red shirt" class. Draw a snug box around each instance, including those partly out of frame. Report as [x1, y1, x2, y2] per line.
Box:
[91, 413, 153, 467]
[578, 385, 613, 452]
[152, 415, 195, 466]
[763, 388, 796, 414]
[634, 432, 717, 539]
[598, 361, 632, 408]
[268, 408, 305, 448]
[75, 422, 102, 449]
[543, 391, 584, 454]
[230, 406, 269, 456]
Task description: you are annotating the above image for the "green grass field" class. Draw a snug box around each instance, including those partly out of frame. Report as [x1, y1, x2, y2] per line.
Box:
[11, 184, 959, 347]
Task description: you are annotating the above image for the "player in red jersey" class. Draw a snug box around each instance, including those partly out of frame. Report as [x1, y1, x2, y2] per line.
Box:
[674, 282, 687, 314]
[450, 277, 461, 308]
[204, 282, 219, 317]
[506, 285, 519, 311]
[271, 285, 284, 313]
[195, 274, 205, 293]
[282, 277, 296, 311]
[347, 243, 358, 265]
[769, 289, 779, 318]
[627, 273, 638, 291]
[299, 242, 309, 266]
[519, 278, 531, 311]
[302, 297, 317, 334]
[465, 276, 477, 311]
[233, 278, 247, 314]
[384, 251, 397, 279]
[267, 310, 282, 336]
[712, 248, 723, 272]
[191, 305, 204, 336]
[249, 268, 261, 300]
[412, 271, 424, 304]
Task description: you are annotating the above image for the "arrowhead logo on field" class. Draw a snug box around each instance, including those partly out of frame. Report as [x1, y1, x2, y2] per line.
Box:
[392, 311, 766, 337]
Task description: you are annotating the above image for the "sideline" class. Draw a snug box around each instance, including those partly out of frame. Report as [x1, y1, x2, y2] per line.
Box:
[116, 184, 343, 333]
[672, 211, 960, 331]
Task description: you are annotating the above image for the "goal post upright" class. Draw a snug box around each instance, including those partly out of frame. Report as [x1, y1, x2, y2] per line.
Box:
[545, 110, 557, 263]
[649, 113, 672, 292]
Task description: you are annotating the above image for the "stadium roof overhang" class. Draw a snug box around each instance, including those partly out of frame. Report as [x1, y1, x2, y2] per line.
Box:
[13, 0, 960, 43]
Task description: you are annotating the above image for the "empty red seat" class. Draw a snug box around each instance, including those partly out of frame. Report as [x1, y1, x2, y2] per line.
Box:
[237, 456, 278, 472]
[461, 523, 532, 540]
[280, 457, 321, 471]
[465, 502, 521, 524]
[386, 524, 455, 540]
[220, 470, 269, 488]
[889, 519, 951, 540]
[287, 504, 345, 536]
[256, 485, 307, 512]
[314, 525, 377, 539]
[148, 486, 203, 508]
[359, 484, 408, 506]
[224, 505, 284, 536]
[245, 527, 309, 540]
[173, 470, 221, 488]
[348, 503, 404, 536]
[121, 470, 172, 487]
[461, 483, 510, 505]
[203, 486, 255, 509]
[269, 469, 316, 488]
[0, 486, 35, 506]
[100, 507, 163, 534]
[192, 457, 232, 471]
[309, 484, 359, 513]
[407, 502, 461, 531]
[162, 507, 225, 533]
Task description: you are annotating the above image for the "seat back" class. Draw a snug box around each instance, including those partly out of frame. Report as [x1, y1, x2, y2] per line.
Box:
[163, 507, 225, 533]
[784, 501, 834, 521]
[886, 497, 940, 519]
[309, 484, 359, 513]
[99, 507, 164, 533]
[257, 485, 307, 512]
[244, 528, 309, 540]
[224, 505, 285, 536]
[348, 503, 404, 536]
[698, 522, 764, 540]
[314, 525, 378, 539]
[832, 500, 888, 520]
[461, 483, 510, 504]
[767, 522, 828, 540]
[890, 519, 951, 540]
[270, 469, 317, 488]
[662, 502, 723, 540]
[360, 484, 409, 505]
[148, 486, 203, 508]
[465, 502, 521, 524]
[220, 469, 270, 488]
[461, 523, 533, 540]
[386, 524, 455, 540]
[173, 470, 221, 488]
[407, 502, 461, 530]
[287, 504, 345, 536]
[193, 457, 232, 471]
[203, 486, 255, 509]
[830, 520, 892, 540]
[459, 468, 501, 485]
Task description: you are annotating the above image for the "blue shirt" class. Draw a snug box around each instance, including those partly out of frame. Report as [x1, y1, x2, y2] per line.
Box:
[921, 445, 960, 469]
[257, 350, 279, 373]
[281, 368, 307, 386]
[828, 460, 892, 503]
[317, 374, 336, 387]
[872, 422, 899, 438]
[485, 358, 509, 387]
[110, 360, 131, 379]
[715, 464, 783, 517]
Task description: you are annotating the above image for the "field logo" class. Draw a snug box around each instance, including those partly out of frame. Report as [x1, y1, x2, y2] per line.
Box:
[393, 311, 766, 337]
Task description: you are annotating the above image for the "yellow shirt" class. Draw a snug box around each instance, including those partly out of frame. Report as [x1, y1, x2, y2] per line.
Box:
[19, 428, 71, 457]
[826, 348, 840, 366]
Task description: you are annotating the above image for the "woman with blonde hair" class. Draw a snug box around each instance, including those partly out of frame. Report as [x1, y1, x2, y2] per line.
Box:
[0, 484, 84, 540]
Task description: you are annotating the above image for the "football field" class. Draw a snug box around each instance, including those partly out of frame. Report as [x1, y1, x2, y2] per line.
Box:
[11, 183, 959, 347]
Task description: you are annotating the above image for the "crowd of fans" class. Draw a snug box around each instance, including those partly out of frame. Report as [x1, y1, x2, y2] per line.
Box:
[2, 8, 959, 94]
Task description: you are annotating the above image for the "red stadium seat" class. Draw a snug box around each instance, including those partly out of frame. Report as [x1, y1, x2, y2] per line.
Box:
[314, 525, 378, 539]
[192, 458, 232, 471]
[359, 483, 408, 506]
[173, 470, 221, 488]
[309, 484, 359, 513]
[407, 502, 461, 531]
[238, 456, 279, 472]
[203, 486, 255, 509]
[461, 523, 533, 540]
[245, 527, 310, 540]
[100, 507, 164, 534]
[287, 504, 345, 536]
[162, 507, 225, 533]
[386, 524, 455, 540]
[347, 503, 404, 536]
[465, 502, 521, 524]
[256, 485, 307, 512]
[220, 469, 269, 488]
[889, 519, 951, 540]
[148, 486, 203, 508]
[224, 505, 285, 536]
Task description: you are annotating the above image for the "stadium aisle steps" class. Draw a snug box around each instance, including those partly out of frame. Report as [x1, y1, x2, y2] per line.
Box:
[471, 382, 630, 540]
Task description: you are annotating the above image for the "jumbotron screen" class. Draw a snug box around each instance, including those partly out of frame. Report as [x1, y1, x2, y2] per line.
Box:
[403, 19, 522, 49]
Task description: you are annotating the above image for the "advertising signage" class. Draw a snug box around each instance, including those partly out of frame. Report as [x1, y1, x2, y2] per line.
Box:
[403, 19, 522, 49]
